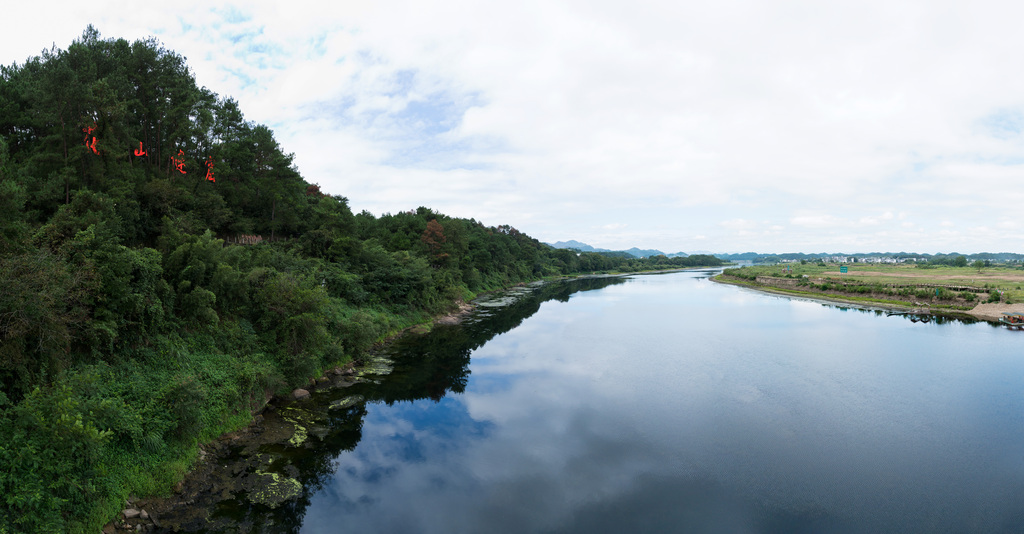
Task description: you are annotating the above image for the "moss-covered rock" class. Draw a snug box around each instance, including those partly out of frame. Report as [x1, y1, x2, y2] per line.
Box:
[244, 471, 302, 508]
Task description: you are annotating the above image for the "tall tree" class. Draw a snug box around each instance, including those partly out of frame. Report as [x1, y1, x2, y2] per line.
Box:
[421, 218, 449, 268]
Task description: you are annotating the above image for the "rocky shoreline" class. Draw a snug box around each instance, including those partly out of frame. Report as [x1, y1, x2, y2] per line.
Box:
[102, 361, 370, 532]
[101, 302, 480, 533]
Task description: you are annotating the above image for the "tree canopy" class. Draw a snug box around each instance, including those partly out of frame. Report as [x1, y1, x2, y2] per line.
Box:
[0, 27, 723, 532]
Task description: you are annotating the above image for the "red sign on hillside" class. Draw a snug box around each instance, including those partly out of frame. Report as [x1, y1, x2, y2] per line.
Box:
[82, 125, 99, 155]
[79, 127, 215, 186]
[205, 156, 216, 182]
[171, 150, 186, 174]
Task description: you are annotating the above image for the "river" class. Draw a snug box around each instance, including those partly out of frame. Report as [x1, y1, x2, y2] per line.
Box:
[157, 270, 1024, 533]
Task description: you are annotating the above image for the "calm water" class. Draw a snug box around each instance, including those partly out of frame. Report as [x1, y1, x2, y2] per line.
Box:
[219, 271, 1024, 532]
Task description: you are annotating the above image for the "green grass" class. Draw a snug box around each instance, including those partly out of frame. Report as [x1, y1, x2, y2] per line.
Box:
[723, 263, 1024, 303]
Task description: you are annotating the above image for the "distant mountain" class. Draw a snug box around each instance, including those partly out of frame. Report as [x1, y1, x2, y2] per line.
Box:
[548, 240, 612, 253]
[548, 241, 690, 259]
[622, 247, 667, 258]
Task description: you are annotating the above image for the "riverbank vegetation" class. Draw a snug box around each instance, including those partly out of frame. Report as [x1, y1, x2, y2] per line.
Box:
[716, 262, 1024, 311]
[0, 28, 723, 532]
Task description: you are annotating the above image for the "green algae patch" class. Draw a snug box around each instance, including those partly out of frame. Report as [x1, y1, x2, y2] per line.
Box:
[288, 424, 308, 447]
[356, 355, 394, 377]
[328, 395, 365, 411]
[245, 471, 302, 508]
[279, 406, 316, 447]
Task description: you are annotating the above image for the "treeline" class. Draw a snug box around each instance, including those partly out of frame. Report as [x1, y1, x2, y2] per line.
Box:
[0, 28, 722, 532]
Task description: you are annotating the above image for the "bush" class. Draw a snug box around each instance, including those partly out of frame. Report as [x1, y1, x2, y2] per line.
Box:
[157, 376, 208, 444]
[0, 385, 115, 533]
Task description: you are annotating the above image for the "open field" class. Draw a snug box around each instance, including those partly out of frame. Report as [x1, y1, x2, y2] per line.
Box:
[821, 268, 1024, 283]
[717, 263, 1024, 321]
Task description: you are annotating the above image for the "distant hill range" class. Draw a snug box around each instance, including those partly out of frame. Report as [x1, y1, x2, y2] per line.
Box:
[548, 240, 689, 259]
[547, 244, 1024, 264]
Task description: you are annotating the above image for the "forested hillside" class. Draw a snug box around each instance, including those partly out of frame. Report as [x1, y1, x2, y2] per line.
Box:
[0, 28, 723, 532]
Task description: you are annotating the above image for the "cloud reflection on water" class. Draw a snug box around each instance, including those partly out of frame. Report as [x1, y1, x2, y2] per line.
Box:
[301, 272, 1024, 533]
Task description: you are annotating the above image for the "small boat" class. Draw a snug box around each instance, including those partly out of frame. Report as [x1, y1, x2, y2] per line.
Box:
[999, 312, 1024, 327]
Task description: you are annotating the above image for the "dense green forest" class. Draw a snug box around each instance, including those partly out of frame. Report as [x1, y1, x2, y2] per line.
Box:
[0, 28, 723, 532]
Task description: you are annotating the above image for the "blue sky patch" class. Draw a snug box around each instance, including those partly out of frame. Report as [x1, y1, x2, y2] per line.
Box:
[214, 5, 252, 25]
[220, 65, 257, 90]
[981, 109, 1024, 139]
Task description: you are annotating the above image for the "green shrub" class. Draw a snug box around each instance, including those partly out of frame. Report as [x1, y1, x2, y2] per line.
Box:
[0, 385, 114, 533]
[158, 376, 208, 443]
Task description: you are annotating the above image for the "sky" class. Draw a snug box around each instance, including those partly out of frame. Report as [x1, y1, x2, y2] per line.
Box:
[3, 1, 1024, 254]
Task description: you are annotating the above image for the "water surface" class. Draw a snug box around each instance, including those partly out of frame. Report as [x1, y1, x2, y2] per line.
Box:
[229, 271, 1024, 532]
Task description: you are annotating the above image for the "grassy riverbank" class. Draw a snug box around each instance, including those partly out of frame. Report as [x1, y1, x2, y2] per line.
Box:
[714, 263, 1024, 321]
[0, 28, 735, 533]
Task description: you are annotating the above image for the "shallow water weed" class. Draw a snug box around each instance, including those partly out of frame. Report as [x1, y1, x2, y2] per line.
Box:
[245, 471, 302, 508]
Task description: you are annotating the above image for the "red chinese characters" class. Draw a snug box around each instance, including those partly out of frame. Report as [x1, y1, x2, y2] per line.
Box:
[171, 150, 186, 174]
[123, 138, 214, 184]
[82, 125, 99, 155]
[204, 156, 216, 182]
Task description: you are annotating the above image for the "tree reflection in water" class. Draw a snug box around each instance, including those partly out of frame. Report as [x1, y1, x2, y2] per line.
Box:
[156, 277, 625, 533]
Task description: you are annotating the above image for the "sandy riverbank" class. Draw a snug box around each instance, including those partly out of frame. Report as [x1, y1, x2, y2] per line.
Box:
[964, 302, 1024, 321]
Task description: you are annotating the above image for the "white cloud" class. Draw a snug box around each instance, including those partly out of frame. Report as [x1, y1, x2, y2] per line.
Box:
[4, 0, 1024, 253]
[720, 219, 756, 231]
[858, 212, 895, 226]
[790, 214, 844, 229]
